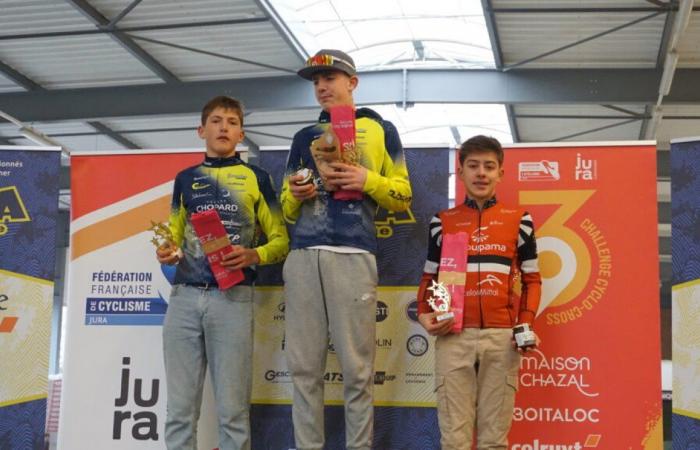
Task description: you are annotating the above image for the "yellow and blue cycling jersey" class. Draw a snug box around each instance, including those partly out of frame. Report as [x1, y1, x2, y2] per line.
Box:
[281, 107, 412, 253]
[168, 154, 289, 286]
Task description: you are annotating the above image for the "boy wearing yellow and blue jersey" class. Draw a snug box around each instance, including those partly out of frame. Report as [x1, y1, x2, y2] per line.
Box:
[281, 49, 412, 450]
[156, 96, 288, 450]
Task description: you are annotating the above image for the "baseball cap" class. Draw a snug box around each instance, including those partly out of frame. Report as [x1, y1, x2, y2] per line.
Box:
[297, 49, 357, 80]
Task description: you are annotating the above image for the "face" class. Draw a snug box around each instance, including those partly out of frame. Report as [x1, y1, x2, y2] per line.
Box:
[458, 151, 503, 203]
[312, 70, 358, 111]
[198, 107, 244, 158]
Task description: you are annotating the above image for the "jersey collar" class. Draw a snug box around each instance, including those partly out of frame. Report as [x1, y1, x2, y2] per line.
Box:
[464, 196, 497, 210]
[202, 154, 243, 167]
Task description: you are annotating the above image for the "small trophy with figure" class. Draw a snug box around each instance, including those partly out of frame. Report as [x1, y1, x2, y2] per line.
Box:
[149, 221, 176, 251]
[513, 323, 537, 350]
[294, 167, 315, 186]
[426, 280, 455, 322]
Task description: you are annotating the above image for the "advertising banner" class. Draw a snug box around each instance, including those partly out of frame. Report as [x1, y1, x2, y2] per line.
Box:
[455, 142, 661, 449]
[670, 137, 700, 448]
[58, 150, 217, 450]
[0, 146, 61, 450]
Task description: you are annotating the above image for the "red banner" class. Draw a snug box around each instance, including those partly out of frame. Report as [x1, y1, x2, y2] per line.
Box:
[456, 143, 661, 449]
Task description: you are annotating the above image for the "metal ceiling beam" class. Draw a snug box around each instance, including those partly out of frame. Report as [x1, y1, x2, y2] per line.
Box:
[0, 18, 271, 41]
[505, 104, 521, 142]
[252, 0, 307, 62]
[641, 3, 677, 138]
[128, 35, 297, 74]
[0, 59, 43, 91]
[6, 68, 700, 123]
[505, 11, 665, 70]
[64, 0, 178, 83]
[0, 120, 316, 139]
[639, 104, 653, 139]
[645, 0, 693, 139]
[601, 104, 645, 117]
[517, 113, 699, 120]
[86, 121, 140, 149]
[105, 0, 143, 28]
[518, 114, 647, 119]
[0, 56, 137, 151]
[245, 129, 293, 141]
[481, 0, 504, 68]
[548, 118, 641, 142]
[14, 114, 700, 140]
[449, 126, 461, 145]
[242, 136, 261, 164]
[491, 7, 686, 13]
[480, 0, 522, 143]
[656, 4, 678, 67]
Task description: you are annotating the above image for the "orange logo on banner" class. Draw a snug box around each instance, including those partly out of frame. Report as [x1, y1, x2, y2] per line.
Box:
[518, 189, 613, 325]
[0, 294, 16, 332]
[0, 316, 18, 333]
[584, 434, 602, 447]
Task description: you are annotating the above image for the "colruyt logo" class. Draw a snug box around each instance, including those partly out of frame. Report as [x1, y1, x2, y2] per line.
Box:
[512, 434, 601, 449]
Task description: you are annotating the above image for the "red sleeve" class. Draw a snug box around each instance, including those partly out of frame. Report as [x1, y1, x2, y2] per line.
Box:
[517, 272, 541, 326]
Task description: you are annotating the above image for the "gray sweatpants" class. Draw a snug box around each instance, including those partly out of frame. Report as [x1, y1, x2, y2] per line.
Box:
[283, 248, 378, 450]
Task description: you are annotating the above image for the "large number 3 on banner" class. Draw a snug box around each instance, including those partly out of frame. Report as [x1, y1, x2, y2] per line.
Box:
[519, 190, 595, 315]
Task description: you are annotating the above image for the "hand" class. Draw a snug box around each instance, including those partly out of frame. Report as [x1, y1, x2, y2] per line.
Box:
[288, 173, 318, 201]
[325, 162, 367, 191]
[512, 331, 541, 354]
[156, 245, 180, 265]
[418, 312, 454, 336]
[221, 245, 260, 270]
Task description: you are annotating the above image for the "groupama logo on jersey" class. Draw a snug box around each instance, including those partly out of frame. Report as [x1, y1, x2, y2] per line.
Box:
[0, 186, 31, 236]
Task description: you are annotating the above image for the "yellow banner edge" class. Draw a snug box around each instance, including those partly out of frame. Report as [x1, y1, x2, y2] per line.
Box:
[0, 269, 53, 287]
[0, 394, 48, 408]
[673, 407, 700, 421]
[672, 279, 700, 291]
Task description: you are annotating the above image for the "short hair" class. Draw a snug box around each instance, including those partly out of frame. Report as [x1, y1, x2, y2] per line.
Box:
[201, 96, 244, 126]
[458, 135, 504, 166]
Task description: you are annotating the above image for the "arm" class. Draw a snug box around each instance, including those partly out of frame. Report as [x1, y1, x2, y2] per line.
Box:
[364, 120, 412, 212]
[157, 175, 186, 265]
[253, 172, 290, 265]
[280, 133, 307, 223]
[516, 211, 542, 326]
[222, 172, 290, 270]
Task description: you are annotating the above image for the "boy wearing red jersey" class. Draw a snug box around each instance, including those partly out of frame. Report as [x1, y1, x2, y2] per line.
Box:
[417, 135, 542, 449]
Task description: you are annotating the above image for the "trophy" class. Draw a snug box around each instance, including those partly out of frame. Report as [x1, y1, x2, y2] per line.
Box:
[293, 167, 315, 186]
[437, 232, 468, 332]
[310, 128, 341, 191]
[309, 105, 362, 200]
[513, 323, 537, 349]
[426, 280, 455, 322]
[149, 221, 176, 251]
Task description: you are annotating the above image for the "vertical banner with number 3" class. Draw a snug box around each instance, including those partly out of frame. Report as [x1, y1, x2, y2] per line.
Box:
[456, 142, 661, 449]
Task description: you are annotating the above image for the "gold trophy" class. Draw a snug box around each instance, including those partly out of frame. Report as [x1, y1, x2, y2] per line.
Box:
[309, 106, 361, 194]
[310, 128, 341, 191]
[427, 280, 455, 322]
[148, 221, 176, 252]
